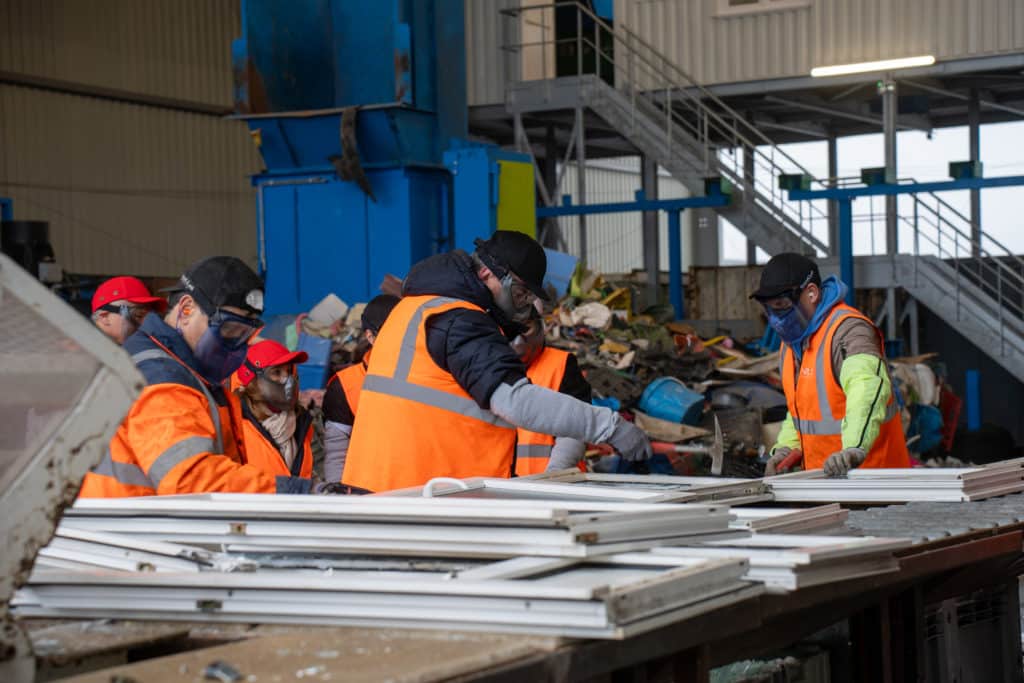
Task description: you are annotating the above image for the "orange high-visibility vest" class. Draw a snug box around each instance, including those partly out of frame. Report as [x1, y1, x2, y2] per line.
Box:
[330, 349, 370, 418]
[514, 347, 570, 476]
[781, 303, 910, 470]
[343, 295, 517, 492]
[79, 347, 275, 498]
[226, 389, 313, 481]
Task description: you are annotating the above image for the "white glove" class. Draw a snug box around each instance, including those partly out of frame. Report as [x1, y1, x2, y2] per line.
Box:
[823, 447, 867, 478]
[763, 447, 792, 477]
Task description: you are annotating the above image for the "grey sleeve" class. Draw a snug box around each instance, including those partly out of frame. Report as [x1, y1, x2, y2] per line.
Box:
[322, 421, 352, 484]
[831, 318, 882, 378]
[490, 378, 619, 443]
[546, 437, 586, 471]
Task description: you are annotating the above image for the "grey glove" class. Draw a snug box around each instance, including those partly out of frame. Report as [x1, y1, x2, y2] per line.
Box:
[823, 447, 867, 478]
[605, 416, 652, 462]
[763, 447, 792, 477]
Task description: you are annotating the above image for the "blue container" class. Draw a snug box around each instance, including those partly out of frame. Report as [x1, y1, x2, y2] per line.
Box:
[296, 333, 332, 390]
[638, 377, 705, 426]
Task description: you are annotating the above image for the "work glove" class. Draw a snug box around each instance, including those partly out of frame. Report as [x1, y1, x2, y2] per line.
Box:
[605, 416, 653, 462]
[823, 447, 867, 478]
[313, 481, 372, 495]
[763, 447, 793, 477]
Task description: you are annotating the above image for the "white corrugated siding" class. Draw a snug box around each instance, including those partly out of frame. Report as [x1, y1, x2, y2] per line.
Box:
[0, 84, 261, 277]
[558, 159, 694, 275]
[0, 0, 238, 108]
[466, 0, 519, 106]
[614, 0, 1024, 86]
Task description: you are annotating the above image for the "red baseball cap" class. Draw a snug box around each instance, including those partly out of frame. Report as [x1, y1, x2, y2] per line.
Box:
[92, 276, 168, 313]
[235, 339, 309, 386]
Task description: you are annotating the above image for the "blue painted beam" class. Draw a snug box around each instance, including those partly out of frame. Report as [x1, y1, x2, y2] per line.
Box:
[788, 175, 1024, 201]
[0, 198, 12, 222]
[536, 191, 729, 218]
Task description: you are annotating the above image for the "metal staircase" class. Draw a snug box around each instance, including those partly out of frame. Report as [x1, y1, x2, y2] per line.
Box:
[502, 2, 1024, 383]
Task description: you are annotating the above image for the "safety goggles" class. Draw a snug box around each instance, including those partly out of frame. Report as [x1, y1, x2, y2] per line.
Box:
[502, 272, 537, 310]
[99, 303, 150, 324]
[209, 308, 263, 348]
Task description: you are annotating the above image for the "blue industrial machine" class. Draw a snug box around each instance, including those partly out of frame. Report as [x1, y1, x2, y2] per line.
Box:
[233, 0, 534, 317]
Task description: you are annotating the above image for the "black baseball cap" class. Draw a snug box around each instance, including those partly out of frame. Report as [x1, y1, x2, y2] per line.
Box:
[165, 256, 265, 316]
[750, 253, 821, 301]
[361, 294, 400, 333]
[474, 231, 548, 300]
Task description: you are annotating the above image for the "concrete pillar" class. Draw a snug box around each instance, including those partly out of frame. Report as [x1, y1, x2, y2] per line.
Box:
[880, 75, 898, 339]
[968, 89, 982, 258]
[881, 75, 898, 255]
[574, 106, 587, 263]
[641, 155, 660, 305]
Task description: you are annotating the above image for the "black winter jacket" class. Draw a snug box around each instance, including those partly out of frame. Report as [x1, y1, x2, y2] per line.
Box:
[402, 250, 528, 408]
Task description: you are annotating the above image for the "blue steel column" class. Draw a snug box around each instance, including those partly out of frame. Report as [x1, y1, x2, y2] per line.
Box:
[838, 198, 854, 305]
[0, 198, 13, 222]
[669, 210, 684, 319]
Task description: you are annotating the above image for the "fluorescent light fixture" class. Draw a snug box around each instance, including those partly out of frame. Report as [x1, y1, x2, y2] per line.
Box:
[811, 55, 935, 78]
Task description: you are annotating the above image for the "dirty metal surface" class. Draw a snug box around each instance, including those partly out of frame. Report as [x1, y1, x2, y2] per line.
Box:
[57, 627, 560, 683]
[26, 619, 193, 664]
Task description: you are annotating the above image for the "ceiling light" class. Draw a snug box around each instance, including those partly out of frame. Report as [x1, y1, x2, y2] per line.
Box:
[811, 55, 936, 78]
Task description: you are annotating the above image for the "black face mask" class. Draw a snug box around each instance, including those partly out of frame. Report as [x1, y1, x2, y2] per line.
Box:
[256, 373, 297, 413]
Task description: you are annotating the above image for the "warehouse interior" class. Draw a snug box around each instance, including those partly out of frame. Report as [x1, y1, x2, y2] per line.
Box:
[3, 1, 1024, 681]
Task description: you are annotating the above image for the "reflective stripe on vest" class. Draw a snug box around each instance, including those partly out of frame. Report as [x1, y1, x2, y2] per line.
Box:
[91, 452, 155, 489]
[130, 347, 224, 454]
[788, 307, 900, 437]
[790, 308, 847, 436]
[363, 297, 514, 428]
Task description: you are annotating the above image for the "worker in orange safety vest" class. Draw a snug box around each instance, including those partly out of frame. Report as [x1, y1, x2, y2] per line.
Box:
[79, 257, 317, 498]
[342, 231, 651, 493]
[322, 294, 400, 482]
[90, 276, 168, 345]
[753, 253, 910, 477]
[509, 310, 592, 475]
[230, 339, 315, 479]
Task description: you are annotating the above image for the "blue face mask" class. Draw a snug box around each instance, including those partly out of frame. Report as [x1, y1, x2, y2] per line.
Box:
[767, 305, 810, 345]
[193, 328, 249, 384]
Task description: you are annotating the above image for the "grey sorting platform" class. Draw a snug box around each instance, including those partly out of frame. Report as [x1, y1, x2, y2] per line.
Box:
[23, 494, 1024, 683]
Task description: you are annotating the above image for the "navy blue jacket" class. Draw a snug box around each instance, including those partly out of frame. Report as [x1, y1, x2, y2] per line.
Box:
[402, 250, 529, 408]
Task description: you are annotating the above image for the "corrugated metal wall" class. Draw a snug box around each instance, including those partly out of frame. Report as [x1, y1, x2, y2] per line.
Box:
[466, 0, 518, 106]
[0, 0, 236, 108]
[615, 0, 1024, 86]
[559, 159, 695, 275]
[0, 0, 261, 278]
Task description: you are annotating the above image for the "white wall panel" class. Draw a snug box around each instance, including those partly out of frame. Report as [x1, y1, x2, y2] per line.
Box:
[466, 0, 519, 105]
[0, 84, 261, 277]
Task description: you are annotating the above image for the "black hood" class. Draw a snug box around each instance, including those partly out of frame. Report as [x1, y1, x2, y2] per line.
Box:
[402, 250, 495, 312]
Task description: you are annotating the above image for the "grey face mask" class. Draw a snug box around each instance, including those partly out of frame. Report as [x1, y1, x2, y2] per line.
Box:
[257, 374, 297, 413]
[493, 273, 535, 323]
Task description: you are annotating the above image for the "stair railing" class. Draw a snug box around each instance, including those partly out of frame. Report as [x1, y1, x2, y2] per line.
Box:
[501, 1, 830, 255]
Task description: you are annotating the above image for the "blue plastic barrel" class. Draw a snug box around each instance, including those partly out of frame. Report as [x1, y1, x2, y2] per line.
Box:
[638, 377, 705, 425]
